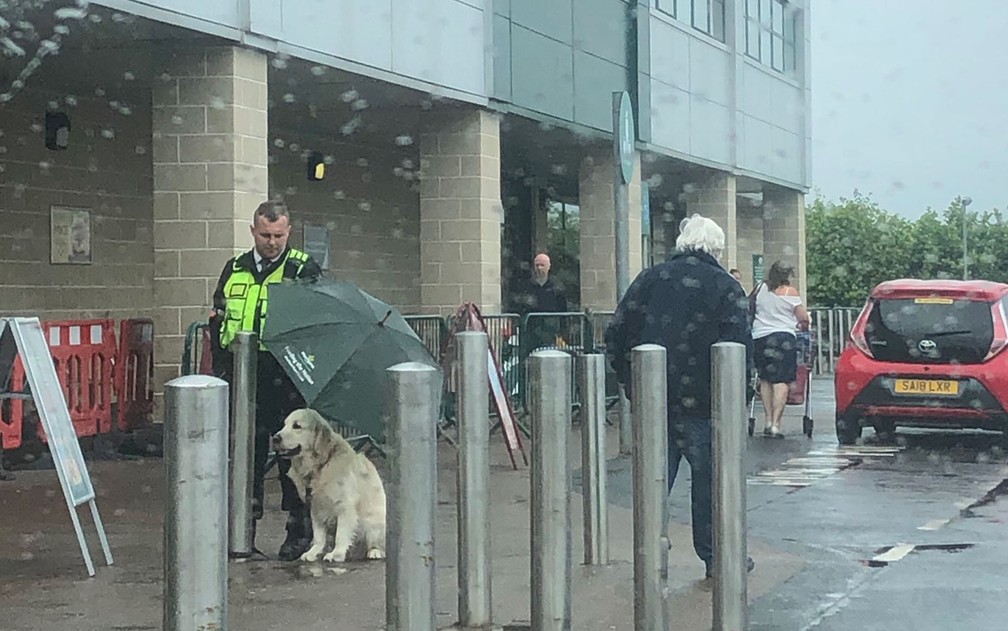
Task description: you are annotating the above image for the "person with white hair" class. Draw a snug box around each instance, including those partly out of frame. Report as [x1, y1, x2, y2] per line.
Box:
[605, 213, 754, 580]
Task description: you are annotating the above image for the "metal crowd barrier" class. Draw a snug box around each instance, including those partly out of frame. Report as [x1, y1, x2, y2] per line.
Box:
[481, 314, 521, 404]
[403, 315, 447, 362]
[809, 307, 861, 374]
[520, 312, 591, 409]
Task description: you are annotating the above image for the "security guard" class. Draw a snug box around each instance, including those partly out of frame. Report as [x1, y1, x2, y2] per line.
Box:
[209, 200, 321, 561]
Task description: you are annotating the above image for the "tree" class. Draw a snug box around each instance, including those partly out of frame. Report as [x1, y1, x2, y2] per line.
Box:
[807, 195, 1008, 306]
[545, 202, 581, 309]
[806, 195, 914, 306]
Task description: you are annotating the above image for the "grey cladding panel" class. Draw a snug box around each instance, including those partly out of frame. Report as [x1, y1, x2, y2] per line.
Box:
[572, 0, 630, 64]
[510, 25, 575, 120]
[511, 0, 573, 44]
[573, 51, 628, 131]
[493, 14, 513, 100]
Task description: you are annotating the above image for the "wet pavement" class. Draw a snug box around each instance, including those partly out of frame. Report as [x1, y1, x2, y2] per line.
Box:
[2, 377, 1007, 629]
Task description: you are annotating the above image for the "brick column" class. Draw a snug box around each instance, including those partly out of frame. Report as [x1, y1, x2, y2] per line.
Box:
[685, 171, 737, 270]
[151, 46, 268, 392]
[762, 186, 807, 295]
[419, 109, 502, 314]
[736, 199, 765, 292]
[577, 151, 643, 311]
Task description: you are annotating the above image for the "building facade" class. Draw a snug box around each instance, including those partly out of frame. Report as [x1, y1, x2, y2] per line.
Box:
[0, 0, 810, 386]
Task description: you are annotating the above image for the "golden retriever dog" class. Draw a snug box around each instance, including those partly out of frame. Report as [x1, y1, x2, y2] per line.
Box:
[271, 409, 387, 563]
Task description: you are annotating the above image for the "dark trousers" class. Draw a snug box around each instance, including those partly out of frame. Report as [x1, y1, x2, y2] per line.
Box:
[253, 351, 306, 518]
[215, 344, 305, 520]
[667, 417, 713, 564]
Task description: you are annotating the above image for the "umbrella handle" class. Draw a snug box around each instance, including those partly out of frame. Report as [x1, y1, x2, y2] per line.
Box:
[378, 310, 393, 327]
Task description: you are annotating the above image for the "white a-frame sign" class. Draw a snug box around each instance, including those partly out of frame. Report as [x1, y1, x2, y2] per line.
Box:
[0, 317, 113, 576]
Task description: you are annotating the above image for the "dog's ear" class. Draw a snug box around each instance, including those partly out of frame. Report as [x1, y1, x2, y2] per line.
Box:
[310, 411, 336, 459]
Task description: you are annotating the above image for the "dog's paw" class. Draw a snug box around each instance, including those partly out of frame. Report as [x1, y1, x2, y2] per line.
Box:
[323, 549, 347, 563]
[367, 548, 386, 560]
[300, 548, 323, 563]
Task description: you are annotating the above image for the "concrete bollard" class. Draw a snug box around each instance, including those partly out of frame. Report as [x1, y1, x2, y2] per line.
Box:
[456, 332, 493, 628]
[711, 342, 748, 631]
[386, 362, 441, 631]
[631, 344, 669, 631]
[577, 353, 609, 565]
[164, 375, 229, 631]
[228, 331, 256, 559]
[529, 350, 573, 631]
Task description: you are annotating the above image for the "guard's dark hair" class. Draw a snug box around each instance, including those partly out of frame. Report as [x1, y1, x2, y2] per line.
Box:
[766, 260, 795, 290]
[253, 201, 290, 224]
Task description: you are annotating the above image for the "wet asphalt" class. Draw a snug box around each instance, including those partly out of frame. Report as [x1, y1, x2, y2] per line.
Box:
[603, 377, 1008, 630]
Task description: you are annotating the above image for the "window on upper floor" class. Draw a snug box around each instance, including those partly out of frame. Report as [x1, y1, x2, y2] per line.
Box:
[657, 0, 727, 44]
[745, 0, 798, 74]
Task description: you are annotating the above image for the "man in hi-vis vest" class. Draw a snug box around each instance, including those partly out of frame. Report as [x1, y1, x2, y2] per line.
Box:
[210, 200, 322, 561]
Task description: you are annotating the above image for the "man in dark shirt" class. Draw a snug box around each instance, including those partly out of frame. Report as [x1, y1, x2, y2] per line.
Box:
[511, 253, 568, 349]
[511, 253, 568, 316]
[605, 214, 754, 580]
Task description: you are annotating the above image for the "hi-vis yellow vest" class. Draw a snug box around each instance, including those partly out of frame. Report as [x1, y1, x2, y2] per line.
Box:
[219, 248, 309, 349]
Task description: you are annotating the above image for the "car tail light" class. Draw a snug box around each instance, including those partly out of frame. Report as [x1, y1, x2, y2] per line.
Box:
[985, 300, 1008, 360]
[848, 299, 873, 357]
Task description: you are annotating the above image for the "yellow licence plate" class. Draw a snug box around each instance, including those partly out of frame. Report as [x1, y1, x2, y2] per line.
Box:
[894, 379, 959, 395]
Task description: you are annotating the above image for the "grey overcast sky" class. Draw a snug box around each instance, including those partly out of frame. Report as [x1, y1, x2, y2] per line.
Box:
[810, 0, 1008, 218]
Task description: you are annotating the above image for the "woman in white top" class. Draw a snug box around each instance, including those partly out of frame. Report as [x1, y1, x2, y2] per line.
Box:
[751, 261, 810, 437]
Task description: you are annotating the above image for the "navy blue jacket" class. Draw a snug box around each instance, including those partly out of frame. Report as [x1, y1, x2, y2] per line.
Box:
[604, 250, 753, 420]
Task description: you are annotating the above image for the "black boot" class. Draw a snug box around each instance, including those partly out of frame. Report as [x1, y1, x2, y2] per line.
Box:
[277, 505, 312, 561]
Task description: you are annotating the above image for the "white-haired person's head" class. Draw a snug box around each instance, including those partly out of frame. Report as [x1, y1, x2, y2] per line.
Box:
[675, 214, 725, 259]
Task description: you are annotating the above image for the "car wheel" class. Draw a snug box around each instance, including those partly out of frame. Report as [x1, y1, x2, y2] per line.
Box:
[836, 415, 863, 446]
[873, 420, 897, 444]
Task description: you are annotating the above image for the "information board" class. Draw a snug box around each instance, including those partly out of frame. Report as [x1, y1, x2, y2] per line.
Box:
[0, 318, 112, 576]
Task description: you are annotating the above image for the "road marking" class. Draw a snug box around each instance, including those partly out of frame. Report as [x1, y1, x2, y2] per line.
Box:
[917, 518, 951, 531]
[871, 543, 915, 564]
[749, 443, 905, 489]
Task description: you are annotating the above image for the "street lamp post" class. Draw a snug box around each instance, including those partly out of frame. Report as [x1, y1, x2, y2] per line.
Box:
[962, 196, 972, 281]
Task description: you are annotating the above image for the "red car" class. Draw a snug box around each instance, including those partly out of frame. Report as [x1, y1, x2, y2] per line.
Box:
[834, 279, 1008, 445]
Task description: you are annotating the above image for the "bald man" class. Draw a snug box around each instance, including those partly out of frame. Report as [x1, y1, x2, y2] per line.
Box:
[510, 253, 568, 316]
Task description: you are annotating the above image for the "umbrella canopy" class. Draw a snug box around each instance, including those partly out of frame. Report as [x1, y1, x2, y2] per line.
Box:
[261, 280, 439, 442]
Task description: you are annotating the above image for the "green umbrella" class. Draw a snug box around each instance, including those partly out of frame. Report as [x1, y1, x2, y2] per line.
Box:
[261, 280, 439, 442]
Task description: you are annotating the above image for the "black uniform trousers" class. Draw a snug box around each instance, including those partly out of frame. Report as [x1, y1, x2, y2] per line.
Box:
[253, 350, 305, 517]
[214, 343, 305, 519]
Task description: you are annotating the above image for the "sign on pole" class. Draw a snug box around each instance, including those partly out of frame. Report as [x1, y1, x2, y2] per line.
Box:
[752, 254, 765, 289]
[0, 317, 113, 577]
[441, 304, 527, 469]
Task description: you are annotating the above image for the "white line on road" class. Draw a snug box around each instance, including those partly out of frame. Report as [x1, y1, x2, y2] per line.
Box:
[872, 543, 916, 564]
[917, 519, 951, 531]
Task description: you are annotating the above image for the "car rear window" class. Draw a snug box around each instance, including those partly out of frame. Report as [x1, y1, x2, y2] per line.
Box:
[864, 297, 993, 364]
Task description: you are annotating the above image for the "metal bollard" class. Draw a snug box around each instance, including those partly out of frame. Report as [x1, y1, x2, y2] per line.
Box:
[229, 331, 256, 558]
[529, 350, 573, 631]
[456, 332, 493, 627]
[164, 375, 229, 631]
[386, 362, 441, 631]
[577, 353, 609, 565]
[711, 342, 748, 631]
[631, 344, 669, 631]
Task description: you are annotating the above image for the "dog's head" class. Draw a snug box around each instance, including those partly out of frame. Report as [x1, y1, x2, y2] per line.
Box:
[271, 408, 335, 460]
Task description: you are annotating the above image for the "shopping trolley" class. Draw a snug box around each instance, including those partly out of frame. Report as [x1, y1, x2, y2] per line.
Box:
[747, 330, 816, 439]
